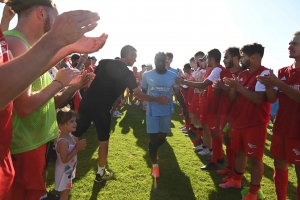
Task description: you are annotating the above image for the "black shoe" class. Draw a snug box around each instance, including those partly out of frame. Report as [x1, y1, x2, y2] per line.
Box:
[40, 192, 59, 200]
[94, 173, 104, 183]
[201, 162, 217, 170]
[217, 158, 225, 164]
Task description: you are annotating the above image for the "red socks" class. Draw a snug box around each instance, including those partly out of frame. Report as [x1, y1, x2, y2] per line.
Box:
[210, 136, 223, 163]
[273, 168, 288, 200]
[226, 143, 235, 173]
[249, 183, 261, 195]
[233, 169, 244, 181]
[298, 181, 300, 200]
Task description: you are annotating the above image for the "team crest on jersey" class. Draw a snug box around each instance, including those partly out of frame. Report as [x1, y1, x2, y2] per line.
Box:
[292, 148, 300, 156]
[248, 143, 257, 149]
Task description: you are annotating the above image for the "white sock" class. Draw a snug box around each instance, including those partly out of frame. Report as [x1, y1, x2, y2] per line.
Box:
[98, 166, 105, 175]
[152, 164, 158, 167]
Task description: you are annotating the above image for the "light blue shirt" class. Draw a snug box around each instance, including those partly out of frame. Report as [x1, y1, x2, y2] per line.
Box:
[142, 69, 177, 116]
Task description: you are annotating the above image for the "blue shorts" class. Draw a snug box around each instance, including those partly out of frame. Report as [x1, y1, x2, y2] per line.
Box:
[146, 115, 172, 134]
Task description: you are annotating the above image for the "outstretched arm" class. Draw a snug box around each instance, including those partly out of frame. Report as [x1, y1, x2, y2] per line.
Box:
[0, 10, 107, 109]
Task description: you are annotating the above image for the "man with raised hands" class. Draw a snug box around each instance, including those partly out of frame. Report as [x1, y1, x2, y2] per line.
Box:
[257, 31, 300, 200]
[220, 43, 271, 200]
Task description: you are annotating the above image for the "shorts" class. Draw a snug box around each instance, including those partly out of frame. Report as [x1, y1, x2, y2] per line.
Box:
[0, 149, 14, 200]
[189, 94, 199, 115]
[270, 134, 300, 166]
[146, 115, 172, 133]
[230, 124, 267, 158]
[12, 144, 46, 192]
[208, 114, 220, 132]
[73, 102, 111, 141]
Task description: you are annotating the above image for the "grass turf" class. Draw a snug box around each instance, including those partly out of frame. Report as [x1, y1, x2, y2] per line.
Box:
[46, 104, 298, 200]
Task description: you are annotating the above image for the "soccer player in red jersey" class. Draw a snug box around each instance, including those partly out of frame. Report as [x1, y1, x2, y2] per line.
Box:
[212, 47, 242, 180]
[175, 49, 225, 170]
[221, 43, 271, 200]
[257, 31, 300, 200]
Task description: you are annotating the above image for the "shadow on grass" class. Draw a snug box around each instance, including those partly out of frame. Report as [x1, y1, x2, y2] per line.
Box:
[89, 181, 107, 200]
[119, 105, 196, 199]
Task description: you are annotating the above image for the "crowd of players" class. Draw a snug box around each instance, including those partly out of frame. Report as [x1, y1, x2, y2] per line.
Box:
[0, 0, 299, 200]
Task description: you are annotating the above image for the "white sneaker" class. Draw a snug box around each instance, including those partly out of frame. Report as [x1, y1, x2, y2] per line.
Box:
[135, 101, 140, 106]
[112, 111, 121, 118]
[128, 102, 132, 106]
[197, 148, 212, 156]
[194, 145, 203, 151]
[116, 110, 122, 115]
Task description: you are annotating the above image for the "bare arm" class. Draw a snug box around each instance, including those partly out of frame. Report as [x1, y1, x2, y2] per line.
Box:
[0, 10, 106, 109]
[235, 84, 266, 105]
[56, 139, 86, 164]
[175, 77, 212, 90]
[133, 87, 170, 104]
[0, 5, 15, 32]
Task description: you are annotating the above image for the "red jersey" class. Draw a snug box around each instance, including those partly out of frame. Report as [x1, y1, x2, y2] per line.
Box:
[217, 68, 242, 119]
[273, 66, 300, 138]
[206, 66, 224, 114]
[0, 30, 14, 199]
[233, 66, 270, 129]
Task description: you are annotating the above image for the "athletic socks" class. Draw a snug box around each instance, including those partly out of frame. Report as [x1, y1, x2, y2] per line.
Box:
[249, 183, 261, 195]
[98, 166, 105, 176]
[298, 181, 300, 200]
[273, 168, 288, 200]
[233, 169, 244, 181]
[211, 136, 223, 163]
[225, 143, 235, 173]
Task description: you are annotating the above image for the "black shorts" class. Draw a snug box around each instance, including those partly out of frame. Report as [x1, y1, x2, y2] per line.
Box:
[72, 102, 112, 141]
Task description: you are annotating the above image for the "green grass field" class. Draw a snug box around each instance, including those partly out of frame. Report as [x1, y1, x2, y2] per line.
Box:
[46, 104, 298, 200]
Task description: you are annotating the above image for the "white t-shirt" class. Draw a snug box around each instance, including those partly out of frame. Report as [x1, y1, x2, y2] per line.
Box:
[255, 69, 278, 91]
[207, 67, 222, 82]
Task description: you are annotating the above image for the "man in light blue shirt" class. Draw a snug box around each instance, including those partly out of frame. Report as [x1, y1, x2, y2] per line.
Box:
[141, 52, 177, 178]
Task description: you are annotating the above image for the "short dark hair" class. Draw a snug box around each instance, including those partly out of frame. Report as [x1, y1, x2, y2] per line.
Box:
[165, 52, 173, 59]
[114, 57, 120, 60]
[56, 107, 79, 125]
[70, 54, 80, 62]
[207, 49, 221, 63]
[225, 47, 241, 60]
[141, 64, 147, 68]
[190, 57, 195, 62]
[240, 43, 264, 57]
[155, 52, 166, 61]
[183, 63, 191, 70]
[6, 0, 56, 14]
[194, 51, 205, 58]
[120, 45, 136, 58]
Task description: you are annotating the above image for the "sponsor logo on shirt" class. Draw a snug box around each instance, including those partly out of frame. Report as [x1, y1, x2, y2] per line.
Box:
[149, 86, 172, 92]
[239, 78, 243, 82]
[248, 143, 257, 149]
[292, 148, 300, 156]
[248, 152, 255, 154]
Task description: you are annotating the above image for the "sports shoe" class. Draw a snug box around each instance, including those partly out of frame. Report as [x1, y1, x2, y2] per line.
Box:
[94, 169, 114, 182]
[242, 192, 257, 200]
[40, 192, 59, 200]
[152, 165, 160, 178]
[194, 144, 204, 151]
[217, 167, 231, 175]
[128, 102, 132, 106]
[118, 103, 124, 107]
[112, 112, 121, 118]
[198, 148, 212, 156]
[201, 162, 217, 170]
[116, 110, 123, 115]
[222, 174, 233, 182]
[219, 178, 241, 189]
[135, 101, 140, 106]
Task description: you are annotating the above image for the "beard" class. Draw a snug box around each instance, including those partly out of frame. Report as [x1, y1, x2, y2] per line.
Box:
[43, 14, 51, 33]
[241, 60, 250, 70]
[225, 60, 234, 68]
